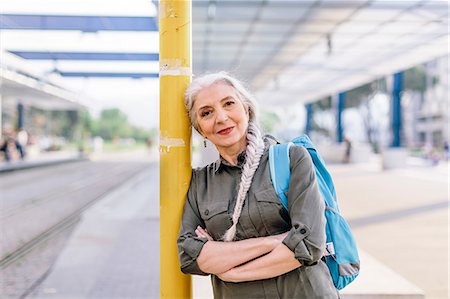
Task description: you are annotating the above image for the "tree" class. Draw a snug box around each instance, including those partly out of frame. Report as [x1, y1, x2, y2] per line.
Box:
[95, 108, 132, 140]
[404, 66, 427, 92]
[345, 80, 386, 150]
[259, 111, 280, 133]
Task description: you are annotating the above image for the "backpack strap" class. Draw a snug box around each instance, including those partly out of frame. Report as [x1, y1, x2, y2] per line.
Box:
[268, 142, 293, 210]
[292, 135, 338, 209]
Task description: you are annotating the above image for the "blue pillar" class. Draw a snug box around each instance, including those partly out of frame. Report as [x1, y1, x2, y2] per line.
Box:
[17, 102, 24, 129]
[336, 92, 345, 143]
[305, 103, 312, 135]
[391, 72, 403, 147]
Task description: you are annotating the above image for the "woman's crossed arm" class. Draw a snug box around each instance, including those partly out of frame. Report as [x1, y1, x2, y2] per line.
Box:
[195, 227, 288, 275]
[217, 243, 301, 282]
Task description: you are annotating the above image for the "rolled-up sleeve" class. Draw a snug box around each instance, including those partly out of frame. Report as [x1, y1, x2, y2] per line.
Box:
[177, 170, 209, 276]
[282, 146, 326, 266]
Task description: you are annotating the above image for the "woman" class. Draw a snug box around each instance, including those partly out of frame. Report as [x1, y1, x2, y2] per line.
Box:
[177, 72, 339, 298]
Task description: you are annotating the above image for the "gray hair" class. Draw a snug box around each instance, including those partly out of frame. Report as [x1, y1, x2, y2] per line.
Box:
[184, 72, 265, 242]
[222, 122, 265, 241]
[184, 71, 258, 132]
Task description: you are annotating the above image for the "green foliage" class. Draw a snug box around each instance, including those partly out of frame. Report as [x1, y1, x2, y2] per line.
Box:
[89, 108, 155, 142]
[27, 109, 79, 139]
[344, 78, 387, 109]
[74, 109, 94, 142]
[259, 110, 280, 133]
[78, 110, 93, 133]
[345, 83, 374, 108]
[27, 106, 154, 145]
[404, 66, 427, 92]
[93, 108, 130, 140]
[312, 96, 332, 110]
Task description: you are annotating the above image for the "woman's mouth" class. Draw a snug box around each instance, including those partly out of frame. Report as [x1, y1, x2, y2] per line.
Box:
[217, 127, 234, 135]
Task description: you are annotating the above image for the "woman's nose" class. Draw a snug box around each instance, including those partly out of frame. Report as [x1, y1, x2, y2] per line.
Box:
[216, 109, 229, 122]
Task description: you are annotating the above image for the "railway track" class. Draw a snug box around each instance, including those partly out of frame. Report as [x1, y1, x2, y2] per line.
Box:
[0, 160, 154, 299]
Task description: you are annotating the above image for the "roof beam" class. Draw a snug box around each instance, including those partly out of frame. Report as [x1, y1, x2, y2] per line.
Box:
[57, 71, 159, 78]
[0, 14, 158, 31]
[9, 51, 159, 61]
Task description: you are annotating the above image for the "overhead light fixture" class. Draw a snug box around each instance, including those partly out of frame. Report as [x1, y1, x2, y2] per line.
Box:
[327, 33, 332, 56]
[208, 1, 216, 20]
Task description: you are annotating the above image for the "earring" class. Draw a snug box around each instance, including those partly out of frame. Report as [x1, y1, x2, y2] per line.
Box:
[203, 138, 207, 148]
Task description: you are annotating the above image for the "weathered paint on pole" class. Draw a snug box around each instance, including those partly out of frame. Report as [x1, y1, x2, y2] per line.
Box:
[159, 0, 192, 298]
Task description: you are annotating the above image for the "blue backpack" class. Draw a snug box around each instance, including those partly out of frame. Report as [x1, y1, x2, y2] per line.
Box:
[268, 135, 360, 290]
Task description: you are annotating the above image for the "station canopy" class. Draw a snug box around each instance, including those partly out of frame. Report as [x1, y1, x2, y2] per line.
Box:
[1, 0, 448, 109]
[0, 0, 159, 114]
[192, 0, 449, 105]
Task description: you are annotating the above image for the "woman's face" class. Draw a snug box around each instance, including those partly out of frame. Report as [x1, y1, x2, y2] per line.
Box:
[193, 82, 249, 153]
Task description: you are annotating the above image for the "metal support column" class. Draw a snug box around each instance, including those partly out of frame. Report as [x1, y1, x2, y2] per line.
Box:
[336, 92, 345, 143]
[391, 72, 403, 147]
[305, 103, 312, 135]
[159, 0, 192, 298]
[17, 102, 24, 129]
[0, 95, 2, 139]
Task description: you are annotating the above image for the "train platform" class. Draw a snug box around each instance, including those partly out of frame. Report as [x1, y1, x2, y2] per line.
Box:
[0, 150, 87, 173]
[24, 154, 160, 299]
[193, 157, 448, 299]
[7, 152, 447, 299]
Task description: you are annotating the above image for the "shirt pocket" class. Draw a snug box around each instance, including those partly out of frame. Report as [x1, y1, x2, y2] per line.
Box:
[200, 200, 231, 241]
[255, 188, 290, 235]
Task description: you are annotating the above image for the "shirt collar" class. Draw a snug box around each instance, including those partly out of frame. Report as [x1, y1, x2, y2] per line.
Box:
[213, 150, 246, 172]
[213, 138, 274, 173]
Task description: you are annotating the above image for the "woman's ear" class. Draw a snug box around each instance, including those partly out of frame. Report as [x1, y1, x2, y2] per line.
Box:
[194, 126, 204, 136]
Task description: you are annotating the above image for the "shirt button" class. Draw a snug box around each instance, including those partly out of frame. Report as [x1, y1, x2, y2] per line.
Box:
[300, 228, 307, 234]
[204, 209, 209, 216]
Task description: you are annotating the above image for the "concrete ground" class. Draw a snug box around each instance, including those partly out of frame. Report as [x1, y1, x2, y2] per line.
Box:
[26, 160, 160, 299]
[11, 150, 447, 299]
[193, 157, 448, 299]
[333, 159, 448, 299]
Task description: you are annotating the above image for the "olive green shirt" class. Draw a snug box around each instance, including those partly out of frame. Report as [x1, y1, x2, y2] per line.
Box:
[177, 139, 339, 299]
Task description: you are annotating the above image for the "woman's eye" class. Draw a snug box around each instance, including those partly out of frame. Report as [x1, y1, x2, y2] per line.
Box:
[201, 110, 211, 117]
[224, 101, 235, 107]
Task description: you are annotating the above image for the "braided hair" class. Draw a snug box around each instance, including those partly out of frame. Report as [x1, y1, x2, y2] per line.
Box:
[222, 121, 265, 241]
[184, 72, 265, 241]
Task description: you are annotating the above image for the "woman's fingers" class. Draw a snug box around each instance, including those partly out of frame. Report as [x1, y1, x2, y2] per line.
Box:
[196, 226, 214, 241]
[201, 228, 214, 241]
[195, 228, 205, 238]
[268, 231, 289, 243]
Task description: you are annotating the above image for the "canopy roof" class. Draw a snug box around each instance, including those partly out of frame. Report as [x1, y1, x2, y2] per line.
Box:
[192, 0, 448, 104]
[1, 0, 448, 115]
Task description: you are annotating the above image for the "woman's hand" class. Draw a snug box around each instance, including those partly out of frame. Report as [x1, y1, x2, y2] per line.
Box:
[217, 268, 239, 283]
[195, 226, 214, 241]
[218, 243, 301, 283]
[268, 231, 288, 243]
[265, 231, 289, 248]
[194, 229, 291, 275]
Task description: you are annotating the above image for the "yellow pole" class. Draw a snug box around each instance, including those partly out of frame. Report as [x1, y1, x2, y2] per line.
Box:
[159, 0, 192, 298]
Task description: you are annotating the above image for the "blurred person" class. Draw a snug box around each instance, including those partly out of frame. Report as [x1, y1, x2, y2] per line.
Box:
[443, 141, 449, 161]
[146, 137, 153, 151]
[423, 142, 440, 166]
[17, 128, 28, 157]
[0, 130, 25, 162]
[17, 128, 29, 146]
[429, 148, 440, 166]
[177, 72, 338, 298]
[343, 135, 352, 164]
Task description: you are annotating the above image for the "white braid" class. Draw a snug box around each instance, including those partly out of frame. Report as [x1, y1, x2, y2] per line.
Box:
[222, 122, 265, 242]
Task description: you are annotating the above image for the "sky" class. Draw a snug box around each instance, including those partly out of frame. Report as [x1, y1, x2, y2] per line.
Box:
[2, 0, 160, 129]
